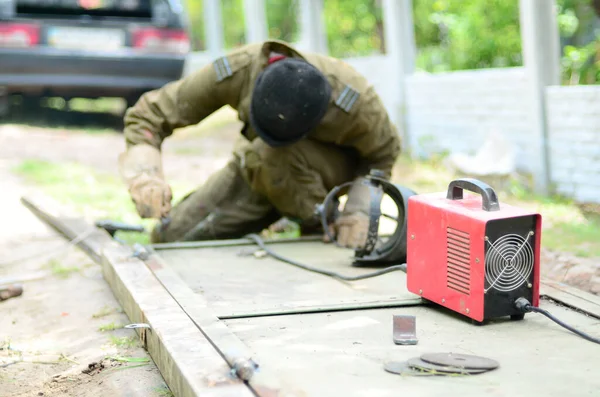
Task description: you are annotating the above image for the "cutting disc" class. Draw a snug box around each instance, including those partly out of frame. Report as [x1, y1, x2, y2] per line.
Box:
[407, 358, 487, 375]
[420, 353, 499, 370]
[383, 361, 437, 376]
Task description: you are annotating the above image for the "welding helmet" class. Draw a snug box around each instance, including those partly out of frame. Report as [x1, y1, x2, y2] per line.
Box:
[249, 57, 332, 147]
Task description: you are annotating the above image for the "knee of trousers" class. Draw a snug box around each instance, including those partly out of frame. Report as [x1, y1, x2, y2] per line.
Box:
[238, 139, 353, 221]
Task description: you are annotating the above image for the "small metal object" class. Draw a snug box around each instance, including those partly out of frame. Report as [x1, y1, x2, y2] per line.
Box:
[0, 284, 23, 301]
[392, 314, 417, 345]
[420, 353, 499, 370]
[124, 323, 151, 330]
[95, 220, 145, 237]
[131, 244, 150, 260]
[231, 358, 258, 381]
[384, 360, 435, 376]
[407, 358, 487, 375]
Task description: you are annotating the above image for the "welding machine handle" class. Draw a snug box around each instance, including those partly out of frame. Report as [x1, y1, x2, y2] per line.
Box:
[446, 178, 500, 211]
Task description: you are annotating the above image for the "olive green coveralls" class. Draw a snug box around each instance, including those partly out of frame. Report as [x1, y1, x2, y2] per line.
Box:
[122, 40, 402, 243]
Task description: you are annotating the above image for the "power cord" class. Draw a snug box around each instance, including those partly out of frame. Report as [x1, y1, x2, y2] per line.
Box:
[515, 297, 600, 345]
[244, 233, 406, 281]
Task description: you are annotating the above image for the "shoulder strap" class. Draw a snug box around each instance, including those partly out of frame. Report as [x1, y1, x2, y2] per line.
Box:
[213, 56, 233, 82]
[335, 84, 360, 113]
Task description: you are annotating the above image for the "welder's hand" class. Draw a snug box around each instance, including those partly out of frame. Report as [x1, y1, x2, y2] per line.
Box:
[333, 212, 370, 249]
[118, 143, 172, 219]
[128, 174, 172, 219]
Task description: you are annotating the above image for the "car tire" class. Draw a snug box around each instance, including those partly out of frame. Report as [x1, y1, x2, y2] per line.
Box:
[0, 87, 9, 119]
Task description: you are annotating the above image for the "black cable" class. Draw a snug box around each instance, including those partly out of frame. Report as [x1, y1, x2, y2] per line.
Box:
[244, 233, 406, 281]
[515, 298, 600, 345]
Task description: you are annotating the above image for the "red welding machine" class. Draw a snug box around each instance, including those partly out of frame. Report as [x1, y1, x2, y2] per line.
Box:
[406, 178, 542, 324]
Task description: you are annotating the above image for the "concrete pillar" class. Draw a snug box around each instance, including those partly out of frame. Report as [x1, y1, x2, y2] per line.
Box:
[297, 0, 328, 54]
[203, 0, 225, 56]
[243, 0, 269, 44]
[519, 0, 561, 194]
[382, 0, 417, 150]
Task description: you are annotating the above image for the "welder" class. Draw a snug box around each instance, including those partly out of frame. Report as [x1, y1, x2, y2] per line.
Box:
[118, 40, 401, 249]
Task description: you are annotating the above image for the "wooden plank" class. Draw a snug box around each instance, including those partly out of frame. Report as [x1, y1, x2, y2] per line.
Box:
[540, 278, 600, 319]
[20, 194, 255, 397]
[102, 247, 255, 397]
[144, 248, 308, 396]
[159, 243, 421, 319]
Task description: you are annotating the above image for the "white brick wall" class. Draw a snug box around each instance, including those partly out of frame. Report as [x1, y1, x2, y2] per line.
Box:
[546, 86, 600, 203]
[404, 68, 536, 172]
[342, 54, 399, 125]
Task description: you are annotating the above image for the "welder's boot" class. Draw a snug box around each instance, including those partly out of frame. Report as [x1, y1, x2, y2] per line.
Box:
[150, 159, 280, 243]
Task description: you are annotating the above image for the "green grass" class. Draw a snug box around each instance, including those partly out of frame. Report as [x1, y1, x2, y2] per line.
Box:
[92, 306, 121, 319]
[45, 258, 80, 278]
[107, 355, 150, 363]
[152, 385, 174, 397]
[109, 336, 139, 349]
[98, 322, 124, 332]
[12, 159, 195, 245]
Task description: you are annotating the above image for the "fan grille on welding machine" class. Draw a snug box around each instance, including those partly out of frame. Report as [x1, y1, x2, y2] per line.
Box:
[484, 232, 534, 293]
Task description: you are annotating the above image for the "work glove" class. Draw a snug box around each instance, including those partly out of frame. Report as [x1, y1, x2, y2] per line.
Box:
[324, 177, 372, 249]
[333, 211, 370, 249]
[118, 143, 172, 219]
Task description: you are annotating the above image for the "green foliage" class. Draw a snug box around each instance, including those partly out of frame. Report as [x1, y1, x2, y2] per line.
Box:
[556, 0, 600, 85]
[184, 0, 206, 50]
[266, 0, 299, 43]
[413, 0, 522, 72]
[222, 0, 246, 49]
[182, 0, 600, 83]
[323, 0, 384, 57]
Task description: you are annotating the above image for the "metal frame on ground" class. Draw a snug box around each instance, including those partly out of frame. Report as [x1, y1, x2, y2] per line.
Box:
[20, 194, 600, 397]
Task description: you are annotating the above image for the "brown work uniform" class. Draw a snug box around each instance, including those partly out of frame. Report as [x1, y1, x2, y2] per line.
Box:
[123, 40, 401, 243]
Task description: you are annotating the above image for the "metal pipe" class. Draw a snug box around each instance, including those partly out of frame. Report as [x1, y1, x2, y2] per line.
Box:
[151, 235, 324, 250]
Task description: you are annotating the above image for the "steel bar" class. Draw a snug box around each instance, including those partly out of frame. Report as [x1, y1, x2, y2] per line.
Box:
[151, 235, 323, 250]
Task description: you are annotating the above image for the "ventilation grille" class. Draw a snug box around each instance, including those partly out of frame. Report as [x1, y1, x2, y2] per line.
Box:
[447, 227, 471, 295]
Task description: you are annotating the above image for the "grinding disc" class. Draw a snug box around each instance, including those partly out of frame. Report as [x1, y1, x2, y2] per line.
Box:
[383, 361, 437, 377]
[407, 358, 487, 375]
[420, 353, 499, 371]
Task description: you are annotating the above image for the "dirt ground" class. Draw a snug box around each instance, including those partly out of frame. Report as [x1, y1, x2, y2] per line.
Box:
[0, 109, 242, 397]
[0, 107, 598, 396]
[0, 162, 169, 396]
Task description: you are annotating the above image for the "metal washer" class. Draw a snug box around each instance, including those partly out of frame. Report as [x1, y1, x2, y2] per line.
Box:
[420, 353, 499, 370]
[407, 358, 487, 375]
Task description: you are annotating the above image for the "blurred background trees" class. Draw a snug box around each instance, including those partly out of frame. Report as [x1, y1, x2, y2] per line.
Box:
[183, 0, 600, 85]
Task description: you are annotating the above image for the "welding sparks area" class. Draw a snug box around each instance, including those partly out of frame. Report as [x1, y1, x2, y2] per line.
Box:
[1, 1, 600, 397]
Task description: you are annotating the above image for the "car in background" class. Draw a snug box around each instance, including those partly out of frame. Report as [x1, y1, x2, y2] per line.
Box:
[0, 0, 190, 116]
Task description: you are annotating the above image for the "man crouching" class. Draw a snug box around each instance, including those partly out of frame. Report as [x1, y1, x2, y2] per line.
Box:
[118, 40, 401, 250]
